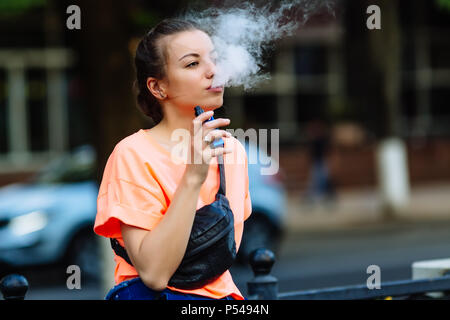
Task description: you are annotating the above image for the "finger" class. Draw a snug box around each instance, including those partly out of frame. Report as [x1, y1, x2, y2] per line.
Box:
[205, 146, 233, 160]
[203, 130, 232, 144]
[203, 118, 231, 130]
[197, 110, 214, 122]
[200, 119, 230, 141]
[202, 131, 231, 152]
[200, 119, 231, 146]
[192, 110, 214, 134]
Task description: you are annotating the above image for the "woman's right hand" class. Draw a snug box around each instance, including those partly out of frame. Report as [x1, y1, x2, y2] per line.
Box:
[184, 110, 232, 186]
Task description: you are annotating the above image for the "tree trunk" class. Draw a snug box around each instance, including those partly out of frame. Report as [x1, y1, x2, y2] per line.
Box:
[344, 0, 410, 219]
[77, 0, 144, 184]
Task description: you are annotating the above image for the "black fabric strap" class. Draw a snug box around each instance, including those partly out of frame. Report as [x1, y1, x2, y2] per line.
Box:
[110, 238, 133, 265]
[217, 154, 226, 196]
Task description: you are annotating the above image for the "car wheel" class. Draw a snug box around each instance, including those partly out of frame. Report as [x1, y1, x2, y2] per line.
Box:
[66, 229, 100, 285]
[238, 214, 280, 265]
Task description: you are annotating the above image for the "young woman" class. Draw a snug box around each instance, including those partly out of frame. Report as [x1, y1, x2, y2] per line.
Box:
[94, 19, 252, 300]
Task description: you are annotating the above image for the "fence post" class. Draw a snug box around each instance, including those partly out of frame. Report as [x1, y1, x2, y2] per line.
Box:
[0, 274, 29, 300]
[247, 248, 278, 300]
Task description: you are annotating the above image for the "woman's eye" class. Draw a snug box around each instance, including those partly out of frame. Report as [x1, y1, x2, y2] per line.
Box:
[186, 61, 199, 68]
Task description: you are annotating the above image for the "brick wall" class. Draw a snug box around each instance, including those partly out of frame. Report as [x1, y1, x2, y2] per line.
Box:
[279, 139, 450, 193]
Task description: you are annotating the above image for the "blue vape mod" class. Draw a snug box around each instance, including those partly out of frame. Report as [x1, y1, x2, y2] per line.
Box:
[194, 106, 225, 149]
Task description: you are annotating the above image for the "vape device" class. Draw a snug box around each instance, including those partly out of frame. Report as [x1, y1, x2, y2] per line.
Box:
[194, 106, 225, 149]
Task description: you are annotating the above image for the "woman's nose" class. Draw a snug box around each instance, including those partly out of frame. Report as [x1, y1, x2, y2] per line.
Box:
[205, 59, 216, 79]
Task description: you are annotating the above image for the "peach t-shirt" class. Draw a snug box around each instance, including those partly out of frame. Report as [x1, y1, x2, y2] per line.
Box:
[94, 128, 252, 300]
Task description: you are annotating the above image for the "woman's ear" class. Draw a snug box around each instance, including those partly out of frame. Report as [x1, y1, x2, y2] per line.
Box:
[147, 77, 167, 100]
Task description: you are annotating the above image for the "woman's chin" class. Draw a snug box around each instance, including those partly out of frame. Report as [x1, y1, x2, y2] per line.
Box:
[188, 97, 223, 112]
[203, 104, 223, 112]
[205, 97, 224, 110]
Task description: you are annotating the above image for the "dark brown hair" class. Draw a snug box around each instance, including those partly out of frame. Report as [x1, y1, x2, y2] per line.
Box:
[134, 18, 203, 125]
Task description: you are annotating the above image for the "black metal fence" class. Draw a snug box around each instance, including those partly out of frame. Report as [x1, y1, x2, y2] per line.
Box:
[246, 248, 450, 300]
[2, 248, 450, 300]
[0, 274, 29, 300]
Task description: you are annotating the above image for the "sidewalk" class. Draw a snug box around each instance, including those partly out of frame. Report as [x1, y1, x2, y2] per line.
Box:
[285, 182, 450, 232]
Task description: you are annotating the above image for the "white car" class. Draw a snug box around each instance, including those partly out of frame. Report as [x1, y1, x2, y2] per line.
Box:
[237, 140, 287, 263]
[0, 146, 99, 282]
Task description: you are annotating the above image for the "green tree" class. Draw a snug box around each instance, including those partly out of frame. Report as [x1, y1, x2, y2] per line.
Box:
[436, 0, 450, 11]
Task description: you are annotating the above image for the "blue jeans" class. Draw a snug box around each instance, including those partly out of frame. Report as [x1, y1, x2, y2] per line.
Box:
[105, 277, 238, 300]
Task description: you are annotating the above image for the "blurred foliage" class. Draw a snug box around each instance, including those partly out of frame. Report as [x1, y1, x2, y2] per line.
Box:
[0, 0, 46, 18]
[128, 0, 200, 33]
[129, 7, 162, 30]
[436, 0, 450, 11]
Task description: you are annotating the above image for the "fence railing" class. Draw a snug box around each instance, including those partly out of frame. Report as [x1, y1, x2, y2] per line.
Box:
[0, 274, 29, 300]
[2, 248, 450, 300]
[246, 248, 450, 300]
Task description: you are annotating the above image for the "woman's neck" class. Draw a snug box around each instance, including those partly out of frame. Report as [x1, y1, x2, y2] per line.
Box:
[153, 105, 195, 146]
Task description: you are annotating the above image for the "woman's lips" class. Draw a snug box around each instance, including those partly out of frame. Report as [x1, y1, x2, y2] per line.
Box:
[207, 86, 224, 92]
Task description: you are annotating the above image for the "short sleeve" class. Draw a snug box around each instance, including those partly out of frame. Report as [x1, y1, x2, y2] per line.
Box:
[94, 145, 167, 239]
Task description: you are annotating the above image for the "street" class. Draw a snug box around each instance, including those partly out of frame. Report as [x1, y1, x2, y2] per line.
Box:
[233, 219, 450, 295]
[11, 219, 450, 300]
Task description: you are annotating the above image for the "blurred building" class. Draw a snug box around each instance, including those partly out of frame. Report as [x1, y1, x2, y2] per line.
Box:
[0, 2, 91, 186]
[224, 1, 450, 193]
[0, 0, 449, 194]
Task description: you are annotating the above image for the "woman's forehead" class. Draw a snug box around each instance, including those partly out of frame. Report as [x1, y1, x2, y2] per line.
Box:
[165, 30, 214, 60]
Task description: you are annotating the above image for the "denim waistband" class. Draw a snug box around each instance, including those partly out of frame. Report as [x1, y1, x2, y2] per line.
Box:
[105, 277, 237, 300]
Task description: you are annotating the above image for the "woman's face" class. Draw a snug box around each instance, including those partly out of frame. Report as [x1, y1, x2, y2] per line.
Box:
[158, 29, 224, 113]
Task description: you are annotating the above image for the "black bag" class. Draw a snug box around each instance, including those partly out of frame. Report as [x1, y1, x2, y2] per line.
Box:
[110, 154, 237, 290]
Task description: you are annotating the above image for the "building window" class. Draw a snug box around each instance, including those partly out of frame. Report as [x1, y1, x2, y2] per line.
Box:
[26, 68, 49, 152]
[294, 45, 328, 76]
[0, 49, 74, 171]
[0, 69, 7, 154]
[296, 93, 328, 123]
[243, 94, 278, 128]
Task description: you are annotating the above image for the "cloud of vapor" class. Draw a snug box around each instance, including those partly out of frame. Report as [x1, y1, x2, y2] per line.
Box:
[182, 0, 336, 90]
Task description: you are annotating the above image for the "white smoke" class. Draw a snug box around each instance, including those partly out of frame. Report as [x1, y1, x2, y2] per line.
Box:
[182, 0, 336, 90]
